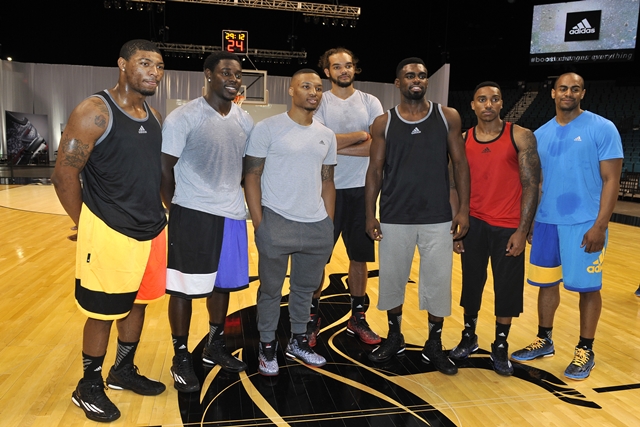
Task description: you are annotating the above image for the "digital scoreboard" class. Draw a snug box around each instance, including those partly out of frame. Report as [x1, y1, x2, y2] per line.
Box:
[222, 30, 248, 54]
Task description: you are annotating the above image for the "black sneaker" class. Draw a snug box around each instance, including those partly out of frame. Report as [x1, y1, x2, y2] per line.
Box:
[202, 339, 248, 373]
[490, 341, 514, 376]
[368, 332, 405, 362]
[421, 339, 458, 375]
[307, 313, 321, 347]
[170, 352, 200, 392]
[106, 364, 166, 396]
[71, 377, 121, 422]
[449, 331, 479, 360]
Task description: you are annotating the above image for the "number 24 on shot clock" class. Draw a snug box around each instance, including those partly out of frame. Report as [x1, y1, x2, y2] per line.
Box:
[223, 30, 248, 54]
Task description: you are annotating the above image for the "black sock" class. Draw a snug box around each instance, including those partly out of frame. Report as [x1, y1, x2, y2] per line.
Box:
[207, 322, 225, 346]
[428, 320, 444, 342]
[82, 352, 105, 381]
[578, 337, 594, 350]
[113, 339, 138, 371]
[495, 322, 511, 343]
[351, 296, 365, 317]
[463, 313, 478, 337]
[387, 311, 402, 334]
[172, 335, 189, 355]
[310, 298, 320, 316]
[537, 326, 553, 341]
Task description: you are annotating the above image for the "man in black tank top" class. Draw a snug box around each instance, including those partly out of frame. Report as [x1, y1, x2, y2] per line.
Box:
[364, 57, 470, 376]
[52, 40, 166, 423]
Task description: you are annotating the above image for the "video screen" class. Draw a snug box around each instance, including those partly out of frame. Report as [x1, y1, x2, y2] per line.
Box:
[530, 0, 639, 65]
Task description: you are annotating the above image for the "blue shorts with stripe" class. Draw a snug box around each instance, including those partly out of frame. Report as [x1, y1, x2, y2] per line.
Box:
[527, 220, 607, 293]
[166, 204, 249, 298]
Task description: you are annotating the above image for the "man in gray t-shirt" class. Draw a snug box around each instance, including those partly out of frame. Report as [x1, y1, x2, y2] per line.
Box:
[161, 52, 253, 393]
[308, 47, 384, 347]
[244, 68, 337, 377]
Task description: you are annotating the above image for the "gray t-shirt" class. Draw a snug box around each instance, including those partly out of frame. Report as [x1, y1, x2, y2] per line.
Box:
[162, 97, 254, 219]
[245, 112, 337, 223]
[314, 89, 383, 189]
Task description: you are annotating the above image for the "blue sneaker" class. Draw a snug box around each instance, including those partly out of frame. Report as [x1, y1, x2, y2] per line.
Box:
[635, 285, 640, 297]
[564, 347, 595, 380]
[511, 337, 555, 361]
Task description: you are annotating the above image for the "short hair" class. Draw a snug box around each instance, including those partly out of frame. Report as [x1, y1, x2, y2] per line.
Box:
[203, 51, 241, 72]
[395, 57, 426, 77]
[554, 72, 585, 89]
[293, 68, 320, 78]
[473, 81, 502, 98]
[318, 47, 362, 74]
[119, 39, 161, 60]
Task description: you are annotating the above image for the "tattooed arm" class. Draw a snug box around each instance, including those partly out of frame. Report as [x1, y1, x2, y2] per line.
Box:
[321, 164, 336, 221]
[51, 97, 109, 226]
[506, 125, 541, 257]
[243, 155, 265, 230]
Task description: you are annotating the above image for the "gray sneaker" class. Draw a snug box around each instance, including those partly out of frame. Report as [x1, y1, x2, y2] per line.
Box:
[285, 334, 326, 367]
[258, 340, 279, 376]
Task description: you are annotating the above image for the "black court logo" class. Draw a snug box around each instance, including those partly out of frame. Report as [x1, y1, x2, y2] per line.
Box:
[565, 10, 601, 42]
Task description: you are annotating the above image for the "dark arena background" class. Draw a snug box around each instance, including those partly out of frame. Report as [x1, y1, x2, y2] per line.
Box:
[2, 1, 640, 426]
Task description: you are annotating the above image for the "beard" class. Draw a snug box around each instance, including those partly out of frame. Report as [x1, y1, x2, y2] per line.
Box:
[404, 89, 425, 100]
[330, 75, 353, 88]
[138, 88, 157, 96]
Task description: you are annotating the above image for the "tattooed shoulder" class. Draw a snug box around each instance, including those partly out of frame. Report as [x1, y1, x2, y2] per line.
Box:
[91, 98, 109, 129]
[59, 136, 91, 170]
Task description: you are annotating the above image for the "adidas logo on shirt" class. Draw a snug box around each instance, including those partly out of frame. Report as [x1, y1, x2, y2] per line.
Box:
[482, 147, 491, 153]
[138, 125, 147, 134]
[319, 140, 326, 145]
[574, 136, 582, 141]
[411, 127, 421, 135]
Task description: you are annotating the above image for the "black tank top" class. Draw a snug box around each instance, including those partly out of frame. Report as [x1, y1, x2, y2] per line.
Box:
[81, 90, 166, 240]
[380, 103, 452, 224]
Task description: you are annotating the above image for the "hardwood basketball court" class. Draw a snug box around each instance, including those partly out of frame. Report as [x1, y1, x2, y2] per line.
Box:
[1, 183, 639, 427]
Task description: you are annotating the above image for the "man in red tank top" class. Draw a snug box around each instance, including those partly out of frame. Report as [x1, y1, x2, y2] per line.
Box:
[448, 82, 540, 376]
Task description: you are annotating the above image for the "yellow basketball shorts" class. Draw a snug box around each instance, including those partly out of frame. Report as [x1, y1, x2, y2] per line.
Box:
[75, 205, 166, 320]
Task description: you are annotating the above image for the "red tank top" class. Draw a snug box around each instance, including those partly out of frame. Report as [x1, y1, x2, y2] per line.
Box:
[465, 121, 521, 228]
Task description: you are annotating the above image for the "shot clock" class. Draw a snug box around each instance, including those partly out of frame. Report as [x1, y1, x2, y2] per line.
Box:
[222, 30, 248, 54]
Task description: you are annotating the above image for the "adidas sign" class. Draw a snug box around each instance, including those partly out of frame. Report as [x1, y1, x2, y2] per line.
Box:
[138, 125, 147, 134]
[565, 10, 601, 42]
[411, 127, 421, 135]
[569, 19, 595, 35]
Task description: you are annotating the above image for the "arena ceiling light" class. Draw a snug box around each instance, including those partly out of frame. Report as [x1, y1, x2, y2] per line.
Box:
[120, 0, 361, 20]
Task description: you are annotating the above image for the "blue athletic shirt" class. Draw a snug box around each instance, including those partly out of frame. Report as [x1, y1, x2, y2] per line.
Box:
[534, 110, 622, 225]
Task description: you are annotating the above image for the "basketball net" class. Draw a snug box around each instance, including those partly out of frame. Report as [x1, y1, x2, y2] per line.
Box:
[233, 94, 245, 107]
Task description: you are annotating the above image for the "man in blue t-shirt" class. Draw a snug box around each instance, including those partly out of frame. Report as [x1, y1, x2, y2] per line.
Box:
[511, 73, 623, 381]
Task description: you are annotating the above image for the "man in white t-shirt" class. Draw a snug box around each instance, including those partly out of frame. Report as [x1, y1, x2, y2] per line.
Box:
[308, 48, 384, 347]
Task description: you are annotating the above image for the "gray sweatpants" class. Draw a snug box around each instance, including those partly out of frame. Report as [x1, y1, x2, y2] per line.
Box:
[377, 222, 453, 317]
[255, 207, 334, 342]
